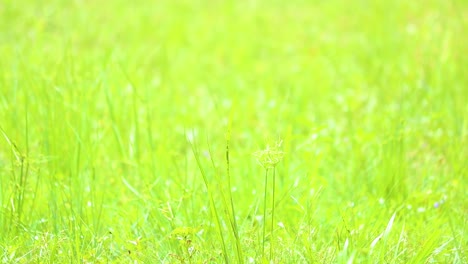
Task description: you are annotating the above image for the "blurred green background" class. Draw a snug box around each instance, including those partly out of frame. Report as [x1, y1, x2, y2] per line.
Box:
[0, 0, 466, 262]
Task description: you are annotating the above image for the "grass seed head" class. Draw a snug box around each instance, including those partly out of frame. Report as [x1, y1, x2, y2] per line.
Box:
[253, 140, 285, 169]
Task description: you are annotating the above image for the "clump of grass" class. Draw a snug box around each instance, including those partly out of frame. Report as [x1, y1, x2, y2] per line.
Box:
[0, 124, 31, 235]
[169, 226, 201, 263]
[253, 140, 285, 262]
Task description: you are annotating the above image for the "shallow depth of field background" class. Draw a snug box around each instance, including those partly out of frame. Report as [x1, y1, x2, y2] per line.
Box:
[0, 0, 466, 263]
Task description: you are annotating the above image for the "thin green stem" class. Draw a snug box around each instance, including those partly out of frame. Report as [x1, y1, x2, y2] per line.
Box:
[190, 140, 229, 263]
[262, 168, 269, 260]
[226, 135, 244, 263]
[270, 167, 276, 261]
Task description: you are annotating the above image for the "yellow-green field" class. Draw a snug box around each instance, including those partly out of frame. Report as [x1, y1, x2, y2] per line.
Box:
[0, 0, 467, 263]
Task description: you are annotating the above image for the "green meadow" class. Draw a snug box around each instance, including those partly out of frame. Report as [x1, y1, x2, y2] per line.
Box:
[0, 0, 467, 263]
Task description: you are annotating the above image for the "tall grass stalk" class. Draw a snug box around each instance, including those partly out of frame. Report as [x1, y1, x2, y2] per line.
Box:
[225, 129, 244, 263]
[190, 138, 229, 263]
[206, 136, 244, 263]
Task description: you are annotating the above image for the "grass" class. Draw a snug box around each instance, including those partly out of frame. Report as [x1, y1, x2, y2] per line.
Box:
[0, 0, 467, 263]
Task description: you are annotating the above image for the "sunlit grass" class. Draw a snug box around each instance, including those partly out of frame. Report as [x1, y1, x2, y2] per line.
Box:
[0, 0, 466, 262]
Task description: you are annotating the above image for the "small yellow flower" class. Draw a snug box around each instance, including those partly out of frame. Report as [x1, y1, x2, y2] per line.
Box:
[253, 140, 285, 169]
[170, 226, 201, 241]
